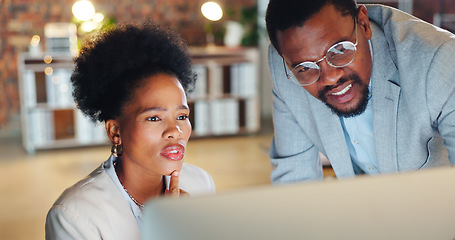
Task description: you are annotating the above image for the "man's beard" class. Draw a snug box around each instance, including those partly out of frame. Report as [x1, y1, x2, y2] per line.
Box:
[318, 74, 370, 118]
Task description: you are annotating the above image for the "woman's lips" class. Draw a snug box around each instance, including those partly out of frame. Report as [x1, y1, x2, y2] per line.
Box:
[160, 145, 185, 161]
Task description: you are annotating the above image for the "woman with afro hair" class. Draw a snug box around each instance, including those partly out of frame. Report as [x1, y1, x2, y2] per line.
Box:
[45, 22, 216, 239]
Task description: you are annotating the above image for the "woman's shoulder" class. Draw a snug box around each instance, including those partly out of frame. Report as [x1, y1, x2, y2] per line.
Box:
[45, 163, 140, 239]
[179, 163, 216, 195]
[51, 164, 115, 209]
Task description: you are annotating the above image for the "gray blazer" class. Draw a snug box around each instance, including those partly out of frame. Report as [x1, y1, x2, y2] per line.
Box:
[268, 5, 455, 183]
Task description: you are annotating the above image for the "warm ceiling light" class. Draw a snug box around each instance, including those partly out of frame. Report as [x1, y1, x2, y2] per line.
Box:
[92, 12, 104, 23]
[201, 2, 223, 21]
[72, 0, 95, 21]
[44, 67, 53, 76]
[43, 55, 53, 64]
[80, 21, 97, 32]
[30, 35, 40, 47]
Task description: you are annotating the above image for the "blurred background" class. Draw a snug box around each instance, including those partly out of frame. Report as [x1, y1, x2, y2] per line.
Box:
[1, 0, 455, 239]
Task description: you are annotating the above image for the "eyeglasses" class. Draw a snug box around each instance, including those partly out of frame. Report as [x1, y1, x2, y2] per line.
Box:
[283, 19, 358, 86]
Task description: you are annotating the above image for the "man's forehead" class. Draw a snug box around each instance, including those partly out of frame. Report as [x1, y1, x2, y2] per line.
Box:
[278, 15, 354, 65]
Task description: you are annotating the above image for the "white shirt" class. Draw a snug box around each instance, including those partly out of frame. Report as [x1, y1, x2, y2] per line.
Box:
[45, 156, 216, 239]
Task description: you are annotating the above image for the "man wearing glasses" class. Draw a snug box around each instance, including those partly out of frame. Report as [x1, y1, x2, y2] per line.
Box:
[265, 0, 455, 183]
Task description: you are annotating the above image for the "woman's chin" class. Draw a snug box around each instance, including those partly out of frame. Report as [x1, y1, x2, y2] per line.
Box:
[164, 163, 184, 175]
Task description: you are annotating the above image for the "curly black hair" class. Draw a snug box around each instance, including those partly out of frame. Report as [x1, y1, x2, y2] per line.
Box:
[71, 21, 196, 123]
[266, 0, 359, 54]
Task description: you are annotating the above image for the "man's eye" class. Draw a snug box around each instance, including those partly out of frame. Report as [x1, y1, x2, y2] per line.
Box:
[298, 66, 310, 73]
[147, 116, 160, 121]
[177, 115, 188, 120]
[331, 44, 347, 55]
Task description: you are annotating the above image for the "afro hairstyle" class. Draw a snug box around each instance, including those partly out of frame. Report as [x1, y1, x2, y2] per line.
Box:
[71, 21, 196, 123]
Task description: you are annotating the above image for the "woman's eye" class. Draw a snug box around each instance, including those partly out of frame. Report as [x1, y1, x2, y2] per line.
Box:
[146, 116, 160, 121]
[177, 115, 188, 120]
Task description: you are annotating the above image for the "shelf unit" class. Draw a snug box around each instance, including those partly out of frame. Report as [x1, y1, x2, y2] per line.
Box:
[18, 52, 108, 154]
[188, 46, 260, 138]
[18, 47, 261, 153]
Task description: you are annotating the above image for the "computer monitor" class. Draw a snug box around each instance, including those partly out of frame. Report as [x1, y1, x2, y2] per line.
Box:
[142, 167, 455, 240]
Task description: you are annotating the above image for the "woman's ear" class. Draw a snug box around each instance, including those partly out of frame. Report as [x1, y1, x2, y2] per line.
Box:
[105, 119, 121, 144]
[357, 5, 372, 40]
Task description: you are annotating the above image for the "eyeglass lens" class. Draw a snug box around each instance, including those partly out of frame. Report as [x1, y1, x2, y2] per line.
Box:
[291, 41, 356, 86]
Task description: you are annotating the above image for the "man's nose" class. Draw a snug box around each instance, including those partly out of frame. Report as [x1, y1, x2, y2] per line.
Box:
[318, 60, 344, 86]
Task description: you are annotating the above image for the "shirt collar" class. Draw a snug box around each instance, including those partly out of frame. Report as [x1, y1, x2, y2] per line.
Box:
[104, 155, 143, 222]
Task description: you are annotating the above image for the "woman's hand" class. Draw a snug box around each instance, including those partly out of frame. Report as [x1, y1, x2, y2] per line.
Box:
[165, 170, 189, 197]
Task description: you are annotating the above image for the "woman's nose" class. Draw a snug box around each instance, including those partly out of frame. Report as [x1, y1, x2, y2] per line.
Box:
[164, 124, 183, 139]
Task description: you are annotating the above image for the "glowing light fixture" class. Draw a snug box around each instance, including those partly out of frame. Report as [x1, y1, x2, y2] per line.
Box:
[92, 12, 105, 23]
[44, 67, 53, 76]
[29, 35, 42, 56]
[80, 21, 97, 32]
[72, 0, 95, 21]
[43, 55, 53, 64]
[201, 2, 223, 47]
[30, 35, 41, 47]
[201, 2, 223, 21]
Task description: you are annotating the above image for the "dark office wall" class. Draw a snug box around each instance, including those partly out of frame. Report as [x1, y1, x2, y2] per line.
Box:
[0, 0, 255, 134]
[0, 0, 454, 135]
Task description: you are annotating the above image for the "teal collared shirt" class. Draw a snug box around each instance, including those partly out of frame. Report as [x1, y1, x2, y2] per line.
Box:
[340, 82, 379, 175]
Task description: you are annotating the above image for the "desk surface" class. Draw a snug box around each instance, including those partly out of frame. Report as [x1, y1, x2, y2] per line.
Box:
[143, 167, 455, 240]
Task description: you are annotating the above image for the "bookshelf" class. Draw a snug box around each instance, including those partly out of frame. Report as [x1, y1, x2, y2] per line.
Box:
[18, 52, 108, 154]
[188, 46, 260, 137]
[18, 47, 260, 153]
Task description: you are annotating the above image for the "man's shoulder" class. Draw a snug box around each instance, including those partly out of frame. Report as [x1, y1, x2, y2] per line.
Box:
[367, 4, 455, 79]
[367, 4, 454, 49]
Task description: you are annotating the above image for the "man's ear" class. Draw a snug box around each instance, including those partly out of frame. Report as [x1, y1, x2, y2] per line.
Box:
[357, 5, 372, 40]
[105, 119, 121, 144]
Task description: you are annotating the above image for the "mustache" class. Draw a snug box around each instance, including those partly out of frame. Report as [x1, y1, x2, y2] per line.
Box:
[318, 74, 363, 100]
